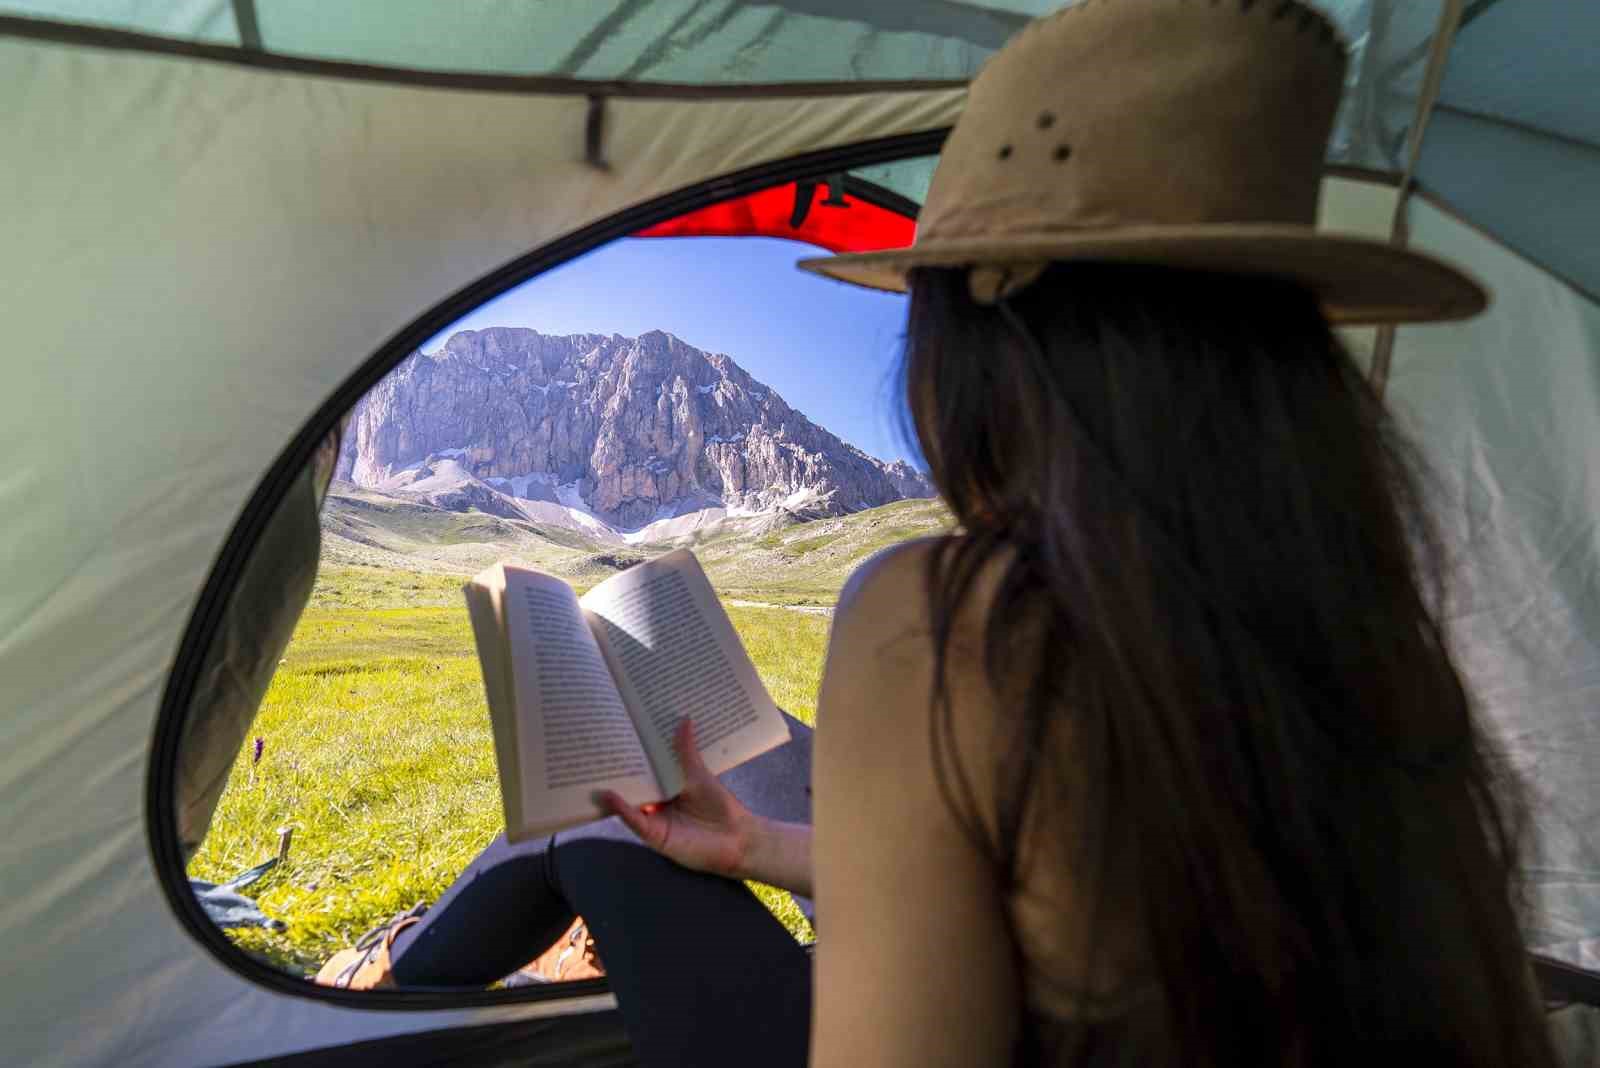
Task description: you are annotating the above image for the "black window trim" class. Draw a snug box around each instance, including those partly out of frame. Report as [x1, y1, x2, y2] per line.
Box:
[147, 129, 944, 1011]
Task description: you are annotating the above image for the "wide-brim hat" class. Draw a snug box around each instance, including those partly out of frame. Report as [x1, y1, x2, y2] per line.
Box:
[798, 0, 1487, 325]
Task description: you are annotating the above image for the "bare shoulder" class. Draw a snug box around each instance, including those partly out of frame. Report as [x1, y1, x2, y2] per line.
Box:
[821, 535, 1016, 837]
[835, 535, 945, 629]
[835, 534, 1016, 648]
[821, 538, 945, 716]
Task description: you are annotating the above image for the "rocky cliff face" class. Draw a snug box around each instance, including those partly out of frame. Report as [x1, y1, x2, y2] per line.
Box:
[337, 327, 933, 529]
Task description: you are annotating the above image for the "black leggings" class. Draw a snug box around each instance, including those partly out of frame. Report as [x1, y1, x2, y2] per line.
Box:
[389, 717, 815, 1067]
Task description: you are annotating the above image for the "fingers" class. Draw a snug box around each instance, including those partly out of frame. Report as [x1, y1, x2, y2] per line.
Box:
[599, 790, 663, 849]
[675, 717, 714, 783]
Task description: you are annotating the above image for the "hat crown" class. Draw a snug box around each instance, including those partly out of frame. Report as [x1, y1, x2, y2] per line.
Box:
[796, 0, 1487, 326]
[919, 0, 1348, 243]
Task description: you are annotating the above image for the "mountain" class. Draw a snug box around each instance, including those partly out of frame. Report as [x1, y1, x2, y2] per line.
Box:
[336, 327, 933, 536]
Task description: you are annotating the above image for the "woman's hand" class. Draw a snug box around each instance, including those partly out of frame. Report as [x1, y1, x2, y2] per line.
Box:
[600, 718, 814, 896]
[599, 718, 757, 880]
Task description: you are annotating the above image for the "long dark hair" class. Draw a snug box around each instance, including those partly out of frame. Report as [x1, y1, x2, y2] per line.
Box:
[901, 263, 1553, 1066]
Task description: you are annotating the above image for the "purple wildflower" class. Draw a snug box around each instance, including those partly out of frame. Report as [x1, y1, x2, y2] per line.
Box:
[253, 736, 265, 766]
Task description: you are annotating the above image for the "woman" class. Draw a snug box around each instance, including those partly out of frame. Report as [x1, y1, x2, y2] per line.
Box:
[615, 0, 1555, 1062]
[330, 2, 1559, 1064]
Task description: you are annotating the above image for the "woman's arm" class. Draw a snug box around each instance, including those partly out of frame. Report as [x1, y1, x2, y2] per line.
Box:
[737, 816, 813, 898]
[810, 542, 1019, 1068]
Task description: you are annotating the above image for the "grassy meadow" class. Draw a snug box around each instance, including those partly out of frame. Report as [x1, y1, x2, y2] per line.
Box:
[187, 565, 830, 978]
[698, 496, 953, 605]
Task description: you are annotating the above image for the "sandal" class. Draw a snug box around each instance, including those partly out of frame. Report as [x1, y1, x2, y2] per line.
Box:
[504, 916, 605, 986]
[312, 902, 429, 990]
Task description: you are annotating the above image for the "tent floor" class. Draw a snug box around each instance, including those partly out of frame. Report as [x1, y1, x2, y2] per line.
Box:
[229, 1009, 637, 1067]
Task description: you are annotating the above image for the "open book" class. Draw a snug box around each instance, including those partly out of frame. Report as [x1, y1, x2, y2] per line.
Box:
[464, 549, 791, 842]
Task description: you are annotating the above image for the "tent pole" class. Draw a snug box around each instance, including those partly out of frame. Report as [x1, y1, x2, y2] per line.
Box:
[1369, 0, 1465, 397]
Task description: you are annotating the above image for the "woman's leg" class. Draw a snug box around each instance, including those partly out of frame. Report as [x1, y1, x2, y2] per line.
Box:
[389, 715, 814, 987]
[388, 827, 572, 986]
[549, 829, 812, 1068]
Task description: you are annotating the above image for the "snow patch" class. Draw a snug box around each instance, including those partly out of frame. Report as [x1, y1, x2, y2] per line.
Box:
[556, 481, 587, 510]
[782, 485, 824, 510]
[696, 384, 717, 395]
[435, 447, 468, 458]
[505, 472, 557, 499]
[621, 505, 732, 545]
[620, 503, 682, 545]
[563, 508, 610, 534]
[551, 481, 613, 535]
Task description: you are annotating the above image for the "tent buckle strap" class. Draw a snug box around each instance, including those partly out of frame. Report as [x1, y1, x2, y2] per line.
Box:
[790, 174, 853, 229]
[586, 94, 611, 172]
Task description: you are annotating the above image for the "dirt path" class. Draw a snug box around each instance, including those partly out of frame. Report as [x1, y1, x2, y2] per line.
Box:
[725, 598, 834, 617]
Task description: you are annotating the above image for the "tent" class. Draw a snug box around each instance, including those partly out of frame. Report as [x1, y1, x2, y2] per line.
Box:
[2, 1, 1596, 1064]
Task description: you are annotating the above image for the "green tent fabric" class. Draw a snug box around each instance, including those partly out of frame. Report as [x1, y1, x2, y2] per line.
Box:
[1, 2, 1597, 1065]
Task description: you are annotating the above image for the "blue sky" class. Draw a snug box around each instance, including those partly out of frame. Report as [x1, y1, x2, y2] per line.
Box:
[422, 237, 919, 466]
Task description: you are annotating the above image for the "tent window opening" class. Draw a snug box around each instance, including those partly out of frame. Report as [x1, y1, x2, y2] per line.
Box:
[166, 173, 935, 1001]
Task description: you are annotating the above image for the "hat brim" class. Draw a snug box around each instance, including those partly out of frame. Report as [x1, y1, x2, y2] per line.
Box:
[796, 225, 1487, 325]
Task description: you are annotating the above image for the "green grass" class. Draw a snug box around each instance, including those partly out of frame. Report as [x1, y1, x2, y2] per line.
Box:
[308, 567, 473, 610]
[188, 571, 827, 978]
[188, 491, 949, 980]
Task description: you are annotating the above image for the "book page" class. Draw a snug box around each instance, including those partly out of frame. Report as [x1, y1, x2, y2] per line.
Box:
[499, 567, 658, 838]
[581, 550, 790, 797]
[463, 569, 524, 836]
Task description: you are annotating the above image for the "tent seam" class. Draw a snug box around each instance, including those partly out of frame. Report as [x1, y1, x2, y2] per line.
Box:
[1409, 186, 1600, 309]
[1430, 102, 1600, 155]
[0, 15, 971, 99]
